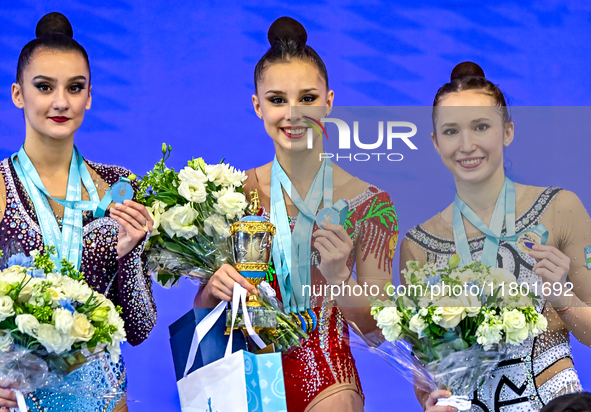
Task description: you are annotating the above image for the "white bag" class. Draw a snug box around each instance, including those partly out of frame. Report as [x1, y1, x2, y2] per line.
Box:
[177, 283, 287, 412]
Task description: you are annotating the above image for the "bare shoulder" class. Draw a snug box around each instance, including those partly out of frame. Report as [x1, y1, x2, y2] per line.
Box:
[515, 182, 546, 200]
[332, 163, 371, 199]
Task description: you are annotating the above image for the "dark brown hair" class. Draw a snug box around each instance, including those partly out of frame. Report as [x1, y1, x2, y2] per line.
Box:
[16, 12, 90, 84]
[432, 61, 510, 128]
[254, 17, 328, 92]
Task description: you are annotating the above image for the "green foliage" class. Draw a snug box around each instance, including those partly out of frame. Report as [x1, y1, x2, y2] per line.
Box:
[59, 259, 85, 282]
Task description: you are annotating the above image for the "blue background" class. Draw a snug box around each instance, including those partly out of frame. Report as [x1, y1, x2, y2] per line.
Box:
[0, 1, 589, 410]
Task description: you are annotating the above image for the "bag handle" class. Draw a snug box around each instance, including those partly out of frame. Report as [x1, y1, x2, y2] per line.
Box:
[182, 299, 228, 378]
[225, 283, 266, 358]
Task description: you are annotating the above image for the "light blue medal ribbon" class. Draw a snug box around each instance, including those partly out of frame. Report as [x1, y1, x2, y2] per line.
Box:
[11, 145, 130, 269]
[270, 156, 333, 313]
[452, 177, 548, 268]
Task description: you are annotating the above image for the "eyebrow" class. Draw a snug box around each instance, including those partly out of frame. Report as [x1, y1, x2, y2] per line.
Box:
[441, 118, 492, 128]
[265, 87, 319, 95]
[32, 75, 87, 82]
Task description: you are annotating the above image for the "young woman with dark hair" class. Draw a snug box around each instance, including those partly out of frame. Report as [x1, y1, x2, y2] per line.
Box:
[194, 17, 399, 412]
[401, 62, 590, 412]
[0, 12, 157, 412]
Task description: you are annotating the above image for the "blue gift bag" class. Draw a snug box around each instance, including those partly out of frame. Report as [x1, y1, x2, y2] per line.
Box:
[176, 284, 287, 412]
[169, 307, 246, 381]
[244, 351, 287, 412]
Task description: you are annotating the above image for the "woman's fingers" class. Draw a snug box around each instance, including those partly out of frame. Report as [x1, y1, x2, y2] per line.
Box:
[111, 207, 144, 232]
[123, 200, 154, 231]
[426, 390, 452, 407]
[318, 221, 352, 244]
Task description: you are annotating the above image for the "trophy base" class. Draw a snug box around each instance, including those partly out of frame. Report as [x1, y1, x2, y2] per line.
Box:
[225, 306, 277, 335]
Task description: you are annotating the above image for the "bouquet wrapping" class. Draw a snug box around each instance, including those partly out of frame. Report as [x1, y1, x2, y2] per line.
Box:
[138, 144, 248, 288]
[138, 145, 307, 352]
[0, 248, 126, 411]
[354, 255, 548, 411]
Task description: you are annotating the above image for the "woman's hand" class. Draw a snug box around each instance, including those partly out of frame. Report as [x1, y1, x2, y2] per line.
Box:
[0, 380, 19, 410]
[421, 389, 457, 412]
[201, 264, 259, 306]
[110, 200, 154, 258]
[312, 221, 354, 285]
[529, 244, 571, 303]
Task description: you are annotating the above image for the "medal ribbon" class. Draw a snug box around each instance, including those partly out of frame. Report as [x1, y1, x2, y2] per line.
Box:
[453, 177, 547, 267]
[11, 145, 129, 269]
[270, 156, 333, 313]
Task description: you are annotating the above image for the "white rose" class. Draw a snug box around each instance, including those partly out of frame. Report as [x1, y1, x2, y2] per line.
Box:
[53, 308, 74, 334]
[529, 313, 548, 336]
[1, 266, 27, 285]
[178, 179, 207, 204]
[489, 267, 516, 285]
[178, 166, 208, 184]
[459, 293, 481, 317]
[160, 203, 200, 240]
[37, 324, 73, 354]
[0, 330, 12, 352]
[0, 296, 15, 321]
[70, 312, 95, 342]
[203, 214, 231, 238]
[376, 307, 401, 329]
[382, 324, 402, 342]
[503, 309, 529, 345]
[213, 187, 247, 220]
[435, 297, 466, 329]
[15, 314, 40, 336]
[409, 314, 427, 338]
[455, 268, 475, 284]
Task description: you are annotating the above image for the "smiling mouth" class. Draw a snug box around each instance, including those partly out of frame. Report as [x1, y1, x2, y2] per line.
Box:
[281, 127, 307, 139]
[457, 157, 484, 168]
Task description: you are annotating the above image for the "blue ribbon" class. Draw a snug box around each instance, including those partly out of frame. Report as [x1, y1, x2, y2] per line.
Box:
[452, 177, 548, 267]
[11, 145, 129, 269]
[270, 156, 333, 313]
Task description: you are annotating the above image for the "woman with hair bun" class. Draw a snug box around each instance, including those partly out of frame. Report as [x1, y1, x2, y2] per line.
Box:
[0, 12, 157, 412]
[400, 62, 590, 412]
[194, 17, 399, 412]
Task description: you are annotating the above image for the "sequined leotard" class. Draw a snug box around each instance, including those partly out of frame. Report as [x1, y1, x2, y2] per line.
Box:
[401, 186, 590, 412]
[245, 169, 399, 412]
[0, 158, 158, 412]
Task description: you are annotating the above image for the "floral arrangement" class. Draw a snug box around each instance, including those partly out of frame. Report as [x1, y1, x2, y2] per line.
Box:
[137, 144, 248, 287]
[0, 248, 126, 398]
[366, 255, 548, 409]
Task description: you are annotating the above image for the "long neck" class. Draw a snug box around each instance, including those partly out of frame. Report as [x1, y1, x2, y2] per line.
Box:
[22, 134, 74, 180]
[455, 165, 506, 221]
[274, 140, 326, 200]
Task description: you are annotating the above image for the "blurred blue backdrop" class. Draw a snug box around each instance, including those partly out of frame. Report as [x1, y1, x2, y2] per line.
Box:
[0, 1, 589, 411]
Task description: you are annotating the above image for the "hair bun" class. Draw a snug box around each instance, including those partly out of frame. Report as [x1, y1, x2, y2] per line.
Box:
[267, 17, 307, 47]
[36, 12, 73, 38]
[450, 61, 485, 81]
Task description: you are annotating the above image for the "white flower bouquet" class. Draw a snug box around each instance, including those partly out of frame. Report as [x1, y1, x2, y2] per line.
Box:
[138, 144, 248, 287]
[355, 255, 547, 411]
[0, 248, 126, 403]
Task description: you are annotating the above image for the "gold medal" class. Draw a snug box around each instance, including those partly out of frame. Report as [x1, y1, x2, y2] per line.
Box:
[516, 231, 542, 254]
